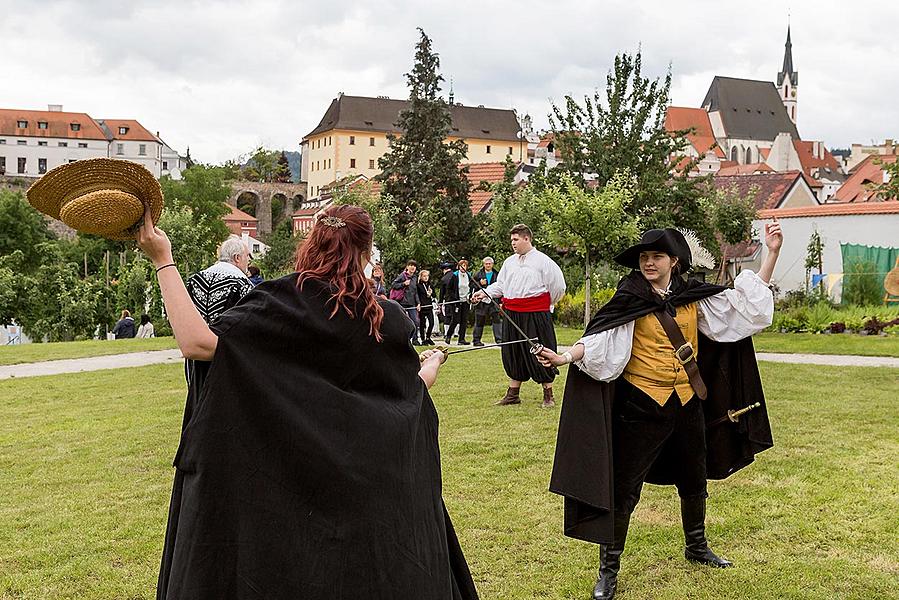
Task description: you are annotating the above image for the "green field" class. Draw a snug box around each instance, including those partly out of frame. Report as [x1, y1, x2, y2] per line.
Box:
[1, 353, 897, 599]
[0, 337, 178, 366]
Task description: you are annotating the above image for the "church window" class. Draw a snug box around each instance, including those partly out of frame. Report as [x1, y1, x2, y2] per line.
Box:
[730, 147, 738, 162]
[745, 147, 752, 163]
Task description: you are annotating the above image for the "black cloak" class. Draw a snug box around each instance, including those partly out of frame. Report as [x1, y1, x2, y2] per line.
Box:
[157, 274, 479, 600]
[549, 272, 774, 545]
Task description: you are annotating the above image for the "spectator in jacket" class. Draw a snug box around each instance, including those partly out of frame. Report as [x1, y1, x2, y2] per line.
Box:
[471, 256, 502, 346]
[443, 259, 472, 345]
[417, 270, 436, 345]
[112, 310, 136, 339]
[371, 264, 389, 299]
[247, 265, 264, 287]
[391, 260, 421, 345]
[437, 261, 455, 339]
[136, 314, 155, 338]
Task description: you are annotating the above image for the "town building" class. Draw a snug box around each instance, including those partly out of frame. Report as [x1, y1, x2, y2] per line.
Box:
[223, 203, 258, 238]
[0, 105, 186, 179]
[832, 154, 898, 202]
[844, 139, 898, 172]
[301, 94, 524, 198]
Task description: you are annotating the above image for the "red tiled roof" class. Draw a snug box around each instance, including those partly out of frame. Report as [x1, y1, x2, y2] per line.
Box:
[713, 170, 817, 210]
[832, 154, 898, 202]
[722, 240, 762, 260]
[100, 119, 159, 142]
[0, 107, 107, 140]
[536, 133, 554, 149]
[465, 162, 512, 213]
[665, 107, 725, 158]
[759, 200, 899, 218]
[292, 207, 322, 217]
[716, 162, 775, 176]
[793, 140, 841, 177]
[223, 203, 257, 222]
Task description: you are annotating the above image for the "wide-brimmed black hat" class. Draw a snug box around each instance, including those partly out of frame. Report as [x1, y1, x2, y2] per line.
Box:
[613, 228, 692, 271]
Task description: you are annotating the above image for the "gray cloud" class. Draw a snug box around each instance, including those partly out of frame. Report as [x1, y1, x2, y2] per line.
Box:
[2, 0, 896, 163]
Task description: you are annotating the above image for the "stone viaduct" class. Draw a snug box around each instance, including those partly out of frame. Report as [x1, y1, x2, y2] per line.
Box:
[228, 181, 308, 236]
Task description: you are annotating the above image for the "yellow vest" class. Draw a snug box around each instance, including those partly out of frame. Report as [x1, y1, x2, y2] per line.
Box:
[623, 303, 699, 406]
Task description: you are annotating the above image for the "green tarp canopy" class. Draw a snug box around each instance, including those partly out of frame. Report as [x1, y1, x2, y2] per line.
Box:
[841, 243, 899, 305]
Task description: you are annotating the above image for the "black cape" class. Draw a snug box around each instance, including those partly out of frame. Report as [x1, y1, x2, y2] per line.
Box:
[549, 272, 774, 545]
[157, 274, 479, 600]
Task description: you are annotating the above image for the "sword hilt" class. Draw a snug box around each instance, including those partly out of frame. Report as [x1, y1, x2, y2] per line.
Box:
[727, 402, 762, 422]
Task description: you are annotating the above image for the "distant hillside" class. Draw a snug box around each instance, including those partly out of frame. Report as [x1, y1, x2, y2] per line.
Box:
[284, 151, 301, 183]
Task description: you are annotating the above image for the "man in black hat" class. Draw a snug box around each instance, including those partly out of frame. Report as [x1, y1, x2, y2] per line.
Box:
[539, 223, 782, 600]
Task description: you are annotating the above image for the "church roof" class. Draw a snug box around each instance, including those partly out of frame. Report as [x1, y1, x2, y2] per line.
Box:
[664, 107, 725, 158]
[304, 95, 521, 142]
[701, 76, 800, 141]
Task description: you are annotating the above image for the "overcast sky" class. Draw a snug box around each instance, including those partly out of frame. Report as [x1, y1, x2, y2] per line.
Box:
[3, 0, 896, 164]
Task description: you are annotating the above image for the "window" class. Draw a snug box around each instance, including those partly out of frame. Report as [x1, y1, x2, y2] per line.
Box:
[17, 140, 27, 146]
[316, 161, 320, 170]
[0, 139, 5, 144]
[18, 157, 26, 173]
[486, 145, 491, 154]
[327, 159, 331, 169]
[509, 146, 513, 155]
[350, 158, 356, 168]
[116, 143, 124, 155]
[253, 243, 260, 253]
[139, 144, 146, 156]
[369, 137, 375, 146]
[162, 161, 168, 170]
[38, 141, 48, 147]
[369, 159, 375, 169]
[16, 120, 27, 128]
[38, 158, 47, 174]
[119, 126, 129, 135]
[58, 142, 68, 147]
[745, 147, 752, 163]
[730, 146, 738, 162]
[0, 157, 5, 173]
[38, 121, 48, 129]
[68, 159, 77, 163]
[70, 123, 81, 131]
[349, 135, 355, 145]
[78, 142, 87, 148]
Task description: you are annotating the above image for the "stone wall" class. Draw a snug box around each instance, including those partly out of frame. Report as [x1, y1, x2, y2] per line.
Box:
[228, 181, 308, 236]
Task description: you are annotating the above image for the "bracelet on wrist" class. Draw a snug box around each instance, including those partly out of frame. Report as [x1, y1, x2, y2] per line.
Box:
[155, 263, 177, 274]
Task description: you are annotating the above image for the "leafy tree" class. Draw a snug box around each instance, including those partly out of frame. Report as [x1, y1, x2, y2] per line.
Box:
[549, 50, 727, 254]
[702, 182, 759, 281]
[243, 147, 291, 183]
[540, 173, 641, 325]
[872, 157, 899, 201]
[157, 206, 225, 275]
[376, 28, 477, 259]
[0, 189, 55, 273]
[804, 229, 825, 295]
[257, 220, 300, 279]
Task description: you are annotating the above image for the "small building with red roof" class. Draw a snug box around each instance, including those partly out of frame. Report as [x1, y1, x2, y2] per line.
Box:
[223, 203, 258, 238]
[833, 154, 898, 203]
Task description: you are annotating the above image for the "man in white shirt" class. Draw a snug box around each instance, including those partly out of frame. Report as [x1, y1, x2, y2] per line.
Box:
[472, 223, 566, 408]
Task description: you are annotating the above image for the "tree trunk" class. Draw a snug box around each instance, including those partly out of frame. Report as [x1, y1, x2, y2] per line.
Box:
[584, 252, 591, 329]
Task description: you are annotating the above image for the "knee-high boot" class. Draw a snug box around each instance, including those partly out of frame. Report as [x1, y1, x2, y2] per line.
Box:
[592, 511, 630, 600]
[681, 495, 733, 568]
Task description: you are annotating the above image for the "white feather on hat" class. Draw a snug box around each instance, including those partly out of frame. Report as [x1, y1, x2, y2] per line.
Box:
[677, 229, 716, 271]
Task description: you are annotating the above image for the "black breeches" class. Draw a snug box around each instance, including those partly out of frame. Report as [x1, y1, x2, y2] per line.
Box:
[612, 379, 707, 514]
[419, 307, 434, 341]
[500, 310, 556, 383]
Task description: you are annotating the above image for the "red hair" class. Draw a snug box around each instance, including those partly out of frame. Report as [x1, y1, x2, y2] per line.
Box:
[295, 205, 385, 341]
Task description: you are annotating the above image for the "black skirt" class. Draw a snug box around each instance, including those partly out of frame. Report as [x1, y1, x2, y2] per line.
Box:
[501, 310, 557, 383]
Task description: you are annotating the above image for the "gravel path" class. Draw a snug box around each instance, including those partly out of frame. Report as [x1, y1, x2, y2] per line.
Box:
[1, 347, 897, 380]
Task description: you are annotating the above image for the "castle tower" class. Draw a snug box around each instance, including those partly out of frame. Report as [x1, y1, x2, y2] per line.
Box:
[777, 25, 799, 124]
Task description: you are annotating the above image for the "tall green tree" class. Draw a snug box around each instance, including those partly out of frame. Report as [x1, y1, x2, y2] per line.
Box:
[257, 220, 301, 278]
[243, 147, 291, 183]
[376, 28, 476, 259]
[549, 50, 726, 254]
[540, 173, 641, 325]
[0, 190, 55, 273]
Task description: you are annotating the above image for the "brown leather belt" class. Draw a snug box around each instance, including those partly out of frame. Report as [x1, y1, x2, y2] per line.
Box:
[653, 309, 708, 400]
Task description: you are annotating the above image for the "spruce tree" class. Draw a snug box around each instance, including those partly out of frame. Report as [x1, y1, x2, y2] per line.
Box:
[376, 28, 476, 258]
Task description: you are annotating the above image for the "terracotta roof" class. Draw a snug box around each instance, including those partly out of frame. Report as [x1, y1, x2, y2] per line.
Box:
[292, 206, 323, 217]
[716, 162, 775, 176]
[0, 107, 107, 140]
[664, 107, 725, 158]
[832, 154, 898, 202]
[305, 95, 521, 141]
[465, 162, 512, 213]
[223, 203, 257, 222]
[713, 171, 817, 210]
[722, 240, 762, 260]
[759, 200, 899, 218]
[793, 140, 841, 178]
[98, 119, 160, 142]
[701, 76, 800, 141]
[536, 133, 555, 149]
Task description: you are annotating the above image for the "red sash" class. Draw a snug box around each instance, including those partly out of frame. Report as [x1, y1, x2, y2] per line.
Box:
[502, 292, 551, 313]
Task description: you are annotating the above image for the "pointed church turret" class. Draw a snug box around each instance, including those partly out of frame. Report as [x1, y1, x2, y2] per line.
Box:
[777, 26, 799, 125]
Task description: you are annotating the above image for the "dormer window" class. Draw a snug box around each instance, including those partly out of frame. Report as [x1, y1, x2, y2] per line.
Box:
[70, 123, 81, 131]
[118, 126, 129, 135]
[364, 121, 373, 126]
[38, 121, 48, 129]
[16, 120, 27, 128]
[481, 129, 490, 134]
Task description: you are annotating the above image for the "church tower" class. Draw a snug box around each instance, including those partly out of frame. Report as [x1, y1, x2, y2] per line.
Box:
[777, 25, 799, 124]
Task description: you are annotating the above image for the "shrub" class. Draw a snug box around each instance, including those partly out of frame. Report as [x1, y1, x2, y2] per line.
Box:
[555, 286, 616, 328]
[842, 260, 882, 306]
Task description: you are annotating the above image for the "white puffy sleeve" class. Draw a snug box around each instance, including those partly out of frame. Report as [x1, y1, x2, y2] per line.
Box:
[543, 255, 567, 304]
[572, 321, 635, 382]
[697, 270, 774, 342]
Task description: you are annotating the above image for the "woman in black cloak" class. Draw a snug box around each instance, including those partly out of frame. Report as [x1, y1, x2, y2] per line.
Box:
[137, 204, 479, 600]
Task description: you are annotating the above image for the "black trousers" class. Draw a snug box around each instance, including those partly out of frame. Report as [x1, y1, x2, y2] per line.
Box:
[419, 307, 434, 342]
[612, 379, 707, 514]
[446, 302, 470, 341]
[500, 310, 556, 383]
[472, 307, 502, 343]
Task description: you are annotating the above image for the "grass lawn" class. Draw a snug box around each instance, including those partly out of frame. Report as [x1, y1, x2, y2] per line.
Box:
[1, 355, 897, 599]
[0, 337, 178, 366]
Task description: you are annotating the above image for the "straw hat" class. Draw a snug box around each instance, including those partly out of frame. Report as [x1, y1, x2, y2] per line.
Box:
[884, 267, 899, 296]
[26, 158, 164, 240]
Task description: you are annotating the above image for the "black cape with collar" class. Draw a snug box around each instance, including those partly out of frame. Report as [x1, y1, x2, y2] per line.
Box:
[548, 272, 774, 545]
[157, 274, 478, 600]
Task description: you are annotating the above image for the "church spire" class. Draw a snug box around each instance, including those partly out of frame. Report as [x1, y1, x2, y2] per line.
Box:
[777, 24, 798, 125]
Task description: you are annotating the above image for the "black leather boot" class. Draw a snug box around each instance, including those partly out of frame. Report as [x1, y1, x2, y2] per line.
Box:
[592, 511, 630, 600]
[681, 496, 733, 568]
